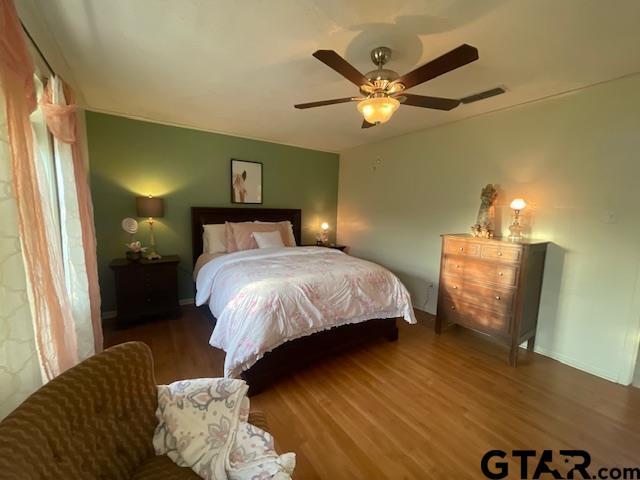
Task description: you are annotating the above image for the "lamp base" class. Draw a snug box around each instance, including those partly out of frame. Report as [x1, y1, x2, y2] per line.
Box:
[145, 250, 162, 260]
[508, 223, 523, 241]
[145, 220, 161, 260]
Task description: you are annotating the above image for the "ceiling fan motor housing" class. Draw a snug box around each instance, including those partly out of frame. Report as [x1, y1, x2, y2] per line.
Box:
[371, 46, 392, 67]
[360, 46, 404, 96]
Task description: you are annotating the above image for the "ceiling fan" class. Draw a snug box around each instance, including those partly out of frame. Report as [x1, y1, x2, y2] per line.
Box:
[294, 44, 505, 128]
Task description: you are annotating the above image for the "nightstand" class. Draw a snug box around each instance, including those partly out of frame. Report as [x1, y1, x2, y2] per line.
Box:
[109, 255, 180, 328]
[302, 243, 348, 252]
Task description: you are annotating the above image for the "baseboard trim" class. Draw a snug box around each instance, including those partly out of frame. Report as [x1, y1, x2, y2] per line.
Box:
[530, 344, 619, 384]
[430, 307, 621, 385]
[101, 297, 195, 320]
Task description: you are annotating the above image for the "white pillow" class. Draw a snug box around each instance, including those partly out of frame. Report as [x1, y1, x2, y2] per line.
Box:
[252, 230, 285, 249]
[202, 224, 226, 253]
[254, 220, 296, 246]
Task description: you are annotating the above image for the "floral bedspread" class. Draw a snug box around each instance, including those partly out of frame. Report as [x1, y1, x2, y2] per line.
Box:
[195, 247, 416, 378]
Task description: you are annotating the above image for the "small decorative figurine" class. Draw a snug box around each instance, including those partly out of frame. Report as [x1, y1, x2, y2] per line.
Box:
[471, 184, 498, 238]
[121, 217, 146, 261]
[125, 241, 147, 261]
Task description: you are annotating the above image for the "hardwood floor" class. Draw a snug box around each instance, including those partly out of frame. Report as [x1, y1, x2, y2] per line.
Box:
[105, 307, 640, 479]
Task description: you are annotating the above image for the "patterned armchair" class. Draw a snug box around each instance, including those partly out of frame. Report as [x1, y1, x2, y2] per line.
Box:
[0, 342, 269, 479]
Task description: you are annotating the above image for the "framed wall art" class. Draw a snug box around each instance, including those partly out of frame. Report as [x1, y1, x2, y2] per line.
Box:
[231, 159, 263, 204]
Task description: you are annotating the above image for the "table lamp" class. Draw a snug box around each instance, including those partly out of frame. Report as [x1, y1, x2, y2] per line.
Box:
[136, 195, 164, 259]
[320, 222, 329, 245]
[508, 198, 526, 240]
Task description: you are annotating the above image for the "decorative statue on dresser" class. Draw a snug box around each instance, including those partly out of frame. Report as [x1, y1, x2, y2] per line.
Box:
[471, 184, 498, 238]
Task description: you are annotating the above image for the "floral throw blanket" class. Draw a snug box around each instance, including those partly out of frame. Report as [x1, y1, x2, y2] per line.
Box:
[153, 378, 295, 480]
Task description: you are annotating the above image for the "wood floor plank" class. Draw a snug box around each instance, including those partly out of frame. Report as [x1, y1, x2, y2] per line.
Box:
[105, 307, 640, 479]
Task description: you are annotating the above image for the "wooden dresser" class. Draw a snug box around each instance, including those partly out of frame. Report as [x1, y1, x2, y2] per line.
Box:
[436, 234, 548, 366]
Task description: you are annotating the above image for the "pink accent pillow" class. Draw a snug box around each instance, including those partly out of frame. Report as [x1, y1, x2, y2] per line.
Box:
[266, 221, 296, 247]
[254, 221, 297, 246]
[227, 222, 294, 251]
[225, 221, 296, 253]
[225, 221, 245, 253]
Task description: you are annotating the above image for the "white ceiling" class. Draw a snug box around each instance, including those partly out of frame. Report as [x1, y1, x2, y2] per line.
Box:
[18, 0, 640, 152]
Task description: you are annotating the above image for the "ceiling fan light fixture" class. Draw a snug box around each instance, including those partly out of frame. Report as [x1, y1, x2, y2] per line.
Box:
[357, 96, 400, 125]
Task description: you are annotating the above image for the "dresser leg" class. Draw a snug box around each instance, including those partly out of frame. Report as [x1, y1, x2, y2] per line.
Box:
[527, 336, 536, 352]
[509, 345, 518, 367]
[435, 316, 442, 334]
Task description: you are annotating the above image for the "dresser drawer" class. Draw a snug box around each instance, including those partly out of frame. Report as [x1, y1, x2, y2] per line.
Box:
[481, 244, 522, 263]
[439, 296, 512, 337]
[441, 276, 515, 314]
[443, 238, 480, 257]
[443, 257, 518, 287]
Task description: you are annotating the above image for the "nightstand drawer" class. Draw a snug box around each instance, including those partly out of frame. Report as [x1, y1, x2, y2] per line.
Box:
[142, 265, 178, 292]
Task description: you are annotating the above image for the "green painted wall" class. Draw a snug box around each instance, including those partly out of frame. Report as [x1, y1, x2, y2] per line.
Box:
[87, 112, 339, 311]
[338, 74, 640, 385]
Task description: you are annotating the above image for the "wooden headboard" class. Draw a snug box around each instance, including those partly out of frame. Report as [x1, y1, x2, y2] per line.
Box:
[191, 207, 302, 266]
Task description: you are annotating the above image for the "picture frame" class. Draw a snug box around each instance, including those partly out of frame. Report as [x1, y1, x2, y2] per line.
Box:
[230, 159, 263, 204]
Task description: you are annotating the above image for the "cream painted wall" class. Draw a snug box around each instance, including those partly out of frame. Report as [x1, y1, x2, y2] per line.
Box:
[634, 346, 640, 386]
[338, 74, 640, 385]
[0, 93, 42, 419]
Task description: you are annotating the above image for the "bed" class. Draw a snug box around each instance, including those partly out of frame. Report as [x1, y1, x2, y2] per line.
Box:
[191, 206, 415, 394]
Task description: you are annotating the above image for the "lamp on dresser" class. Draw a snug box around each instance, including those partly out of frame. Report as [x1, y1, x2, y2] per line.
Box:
[435, 234, 548, 366]
[508, 198, 527, 240]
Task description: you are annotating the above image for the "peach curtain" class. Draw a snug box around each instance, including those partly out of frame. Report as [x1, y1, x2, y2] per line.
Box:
[40, 78, 103, 355]
[0, 0, 79, 379]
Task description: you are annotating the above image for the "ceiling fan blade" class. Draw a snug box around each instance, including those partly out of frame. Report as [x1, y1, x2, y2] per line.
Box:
[401, 94, 461, 111]
[362, 120, 376, 129]
[460, 87, 506, 104]
[313, 50, 372, 87]
[294, 97, 357, 109]
[395, 44, 479, 91]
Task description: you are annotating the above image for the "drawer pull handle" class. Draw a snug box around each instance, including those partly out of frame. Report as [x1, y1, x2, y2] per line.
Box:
[456, 264, 461, 269]
[452, 286, 458, 289]
[450, 305, 456, 310]
[459, 247, 464, 252]
[498, 272, 504, 277]
[495, 296, 501, 300]
[497, 251, 503, 256]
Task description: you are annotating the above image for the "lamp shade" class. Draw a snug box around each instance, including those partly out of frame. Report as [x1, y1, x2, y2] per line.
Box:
[136, 195, 164, 218]
[510, 198, 527, 211]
